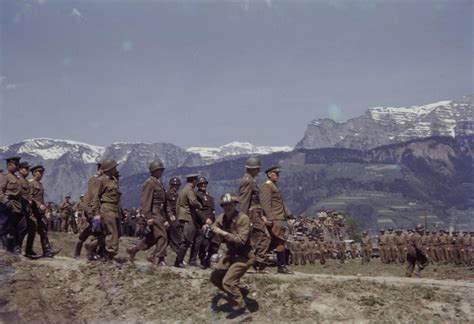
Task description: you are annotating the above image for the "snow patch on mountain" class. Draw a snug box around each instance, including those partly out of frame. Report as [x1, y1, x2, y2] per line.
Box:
[187, 142, 293, 161]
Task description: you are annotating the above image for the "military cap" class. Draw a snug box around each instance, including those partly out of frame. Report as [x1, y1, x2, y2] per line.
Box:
[30, 165, 45, 173]
[265, 164, 281, 174]
[101, 159, 118, 172]
[388, 228, 393, 231]
[186, 173, 199, 180]
[149, 160, 165, 172]
[5, 156, 21, 163]
[415, 224, 424, 232]
[169, 177, 181, 186]
[18, 161, 30, 170]
[245, 157, 261, 169]
[362, 231, 368, 235]
[65, 194, 71, 198]
[380, 229, 385, 233]
[219, 193, 239, 206]
[197, 176, 208, 185]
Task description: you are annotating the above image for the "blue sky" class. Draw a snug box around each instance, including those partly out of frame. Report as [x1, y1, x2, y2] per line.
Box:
[0, 0, 472, 147]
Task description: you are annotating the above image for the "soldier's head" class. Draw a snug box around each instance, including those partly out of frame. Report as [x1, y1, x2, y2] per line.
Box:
[101, 159, 119, 177]
[380, 229, 385, 234]
[197, 176, 208, 192]
[149, 160, 165, 178]
[362, 231, 368, 236]
[30, 165, 45, 180]
[65, 195, 71, 201]
[265, 165, 281, 183]
[245, 157, 261, 177]
[80, 194, 84, 201]
[18, 161, 30, 177]
[169, 177, 181, 190]
[186, 174, 199, 188]
[415, 224, 424, 234]
[220, 193, 239, 216]
[5, 156, 20, 173]
[388, 228, 393, 233]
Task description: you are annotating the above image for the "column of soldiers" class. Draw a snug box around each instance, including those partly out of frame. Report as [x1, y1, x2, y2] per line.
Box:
[0, 156, 61, 258]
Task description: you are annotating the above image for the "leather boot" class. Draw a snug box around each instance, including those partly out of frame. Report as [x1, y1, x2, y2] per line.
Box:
[74, 241, 83, 258]
[41, 235, 61, 258]
[127, 240, 147, 263]
[174, 247, 187, 268]
[277, 251, 294, 274]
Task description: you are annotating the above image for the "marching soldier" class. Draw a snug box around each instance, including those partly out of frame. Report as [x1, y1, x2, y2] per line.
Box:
[29, 165, 61, 257]
[18, 162, 37, 258]
[91, 159, 122, 260]
[0, 157, 25, 254]
[210, 194, 254, 322]
[406, 224, 428, 277]
[361, 231, 372, 264]
[439, 230, 449, 264]
[432, 230, 441, 264]
[166, 177, 182, 253]
[318, 237, 328, 265]
[174, 174, 201, 268]
[127, 160, 172, 265]
[260, 165, 293, 274]
[192, 176, 217, 269]
[239, 157, 270, 273]
[75, 163, 103, 259]
[387, 228, 396, 263]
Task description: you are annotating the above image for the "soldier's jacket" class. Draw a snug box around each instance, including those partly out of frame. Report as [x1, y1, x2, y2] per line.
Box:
[166, 189, 179, 217]
[176, 183, 201, 223]
[58, 200, 73, 217]
[318, 240, 328, 252]
[379, 234, 389, 246]
[140, 176, 172, 222]
[29, 179, 45, 215]
[302, 240, 312, 253]
[195, 190, 216, 225]
[292, 240, 302, 252]
[462, 235, 471, 247]
[432, 234, 441, 246]
[18, 176, 31, 210]
[214, 211, 252, 258]
[82, 174, 103, 218]
[387, 233, 396, 246]
[239, 173, 260, 215]
[439, 234, 449, 245]
[407, 232, 425, 256]
[361, 236, 372, 249]
[260, 180, 291, 222]
[394, 234, 406, 246]
[92, 175, 121, 216]
[0, 172, 22, 213]
[453, 236, 463, 248]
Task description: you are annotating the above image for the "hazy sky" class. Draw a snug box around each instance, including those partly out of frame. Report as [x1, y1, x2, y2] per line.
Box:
[0, 0, 472, 148]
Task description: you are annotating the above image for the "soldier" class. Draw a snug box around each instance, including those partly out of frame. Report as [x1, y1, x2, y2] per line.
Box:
[260, 165, 293, 274]
[166, 177, 182, 253]
[17, 162, 38, 258]
[126, 161, 172, 265]
[387, 228, 396, 263]
[174, 174, 201, 268]
[350, 241, 358, 259]
[307, 236, 317, 265]
[75, 163, 103, 259]
[431, 230, 441, 264]
[361, 231, 372, 264]
[292, 237, 302, 266]
[378, 230, 388, 264]
[336, 237, 345, 264]
[91, 159, 122, 260]
[210, 194, 253, 322]
[394, 229, 406, 264]
[318, 236, 328, 265]
[239, 157, 270, 273]
[406, 225, 428, 277]
[59, 195, 76, 233]
[192, 176, 217, 269]
[452, 231, 462, 265]
[439, 230, 449, 264]
[29, 165, 61, 257]
[0, 157, 24, 253]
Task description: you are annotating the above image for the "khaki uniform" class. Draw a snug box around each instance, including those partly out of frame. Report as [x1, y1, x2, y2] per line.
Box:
[166, 188, 181, 252]
[361, 235, 372, 264]
[406, 232, 428, 277]
[461, 234, 471, 266]
[452, 235, 462, 265]
[336, 240, 345, 263]
[439, 233, 449, 263]
[239, 173, 269, 264]
[210, 211, 253, 309]
[394, 233, 406, 264]
[432, 233, 441, 263]
[77, 174, 102, 255]
[139, 176, 171, 260]
[387, 232, 396, 263]
[18, 176, 34, 253]
[260, 180, 291, 252]
[92, 175, 122, 255]
[318, 240, 328, 265]
[379, 233, 389, 263]
[192, 190, 217, 266]
[0, 172, 24, 252]
[59, 199, 75, 233]
[291, 240, 302, 265]
[29, 178, 53, 254]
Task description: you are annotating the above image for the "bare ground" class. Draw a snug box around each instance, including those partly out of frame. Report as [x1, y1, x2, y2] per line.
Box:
[0, 233, 473, 323]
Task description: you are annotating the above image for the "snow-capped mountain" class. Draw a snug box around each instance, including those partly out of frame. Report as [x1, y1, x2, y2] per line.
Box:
[187, 142, 293, 162]
[296, 96, 473, 150]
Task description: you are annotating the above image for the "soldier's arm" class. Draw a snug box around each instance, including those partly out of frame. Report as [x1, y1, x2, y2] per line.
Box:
[221, 214, 251, 246]
[29, 181, 42, 209]
[140, 180, 154, 220]
[238, 178, 252, 214]
[186, 189, 201, 209]
[260, 183, 274, 221]
[91, 179, 104, 217]
[0, 175, 8, 204]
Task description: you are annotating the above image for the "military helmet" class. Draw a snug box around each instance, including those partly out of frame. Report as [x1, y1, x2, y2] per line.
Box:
[149, 160, 165, 172]
[101, 159, 118, 172]
[415, 224, 424, 232]
[169, 177, 181, 186]
[245, 157, 261, 169]
[362, 231, 368, 235]
[220, 193, 239, 206]
[197, 176, 208, 186]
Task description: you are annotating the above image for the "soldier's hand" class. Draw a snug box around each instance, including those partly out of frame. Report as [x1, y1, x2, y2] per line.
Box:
[164, 221, 170, 229]
[40, 204, 46, 211]
[146, 219, 154, 226]
[205, 218, 213, 225]
[169, 215, 176, 222]
[212, 226, 227, 237]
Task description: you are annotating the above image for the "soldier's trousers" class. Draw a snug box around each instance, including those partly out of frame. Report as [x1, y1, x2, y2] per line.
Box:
[1, 208, 26, 252]
[210, 255, 251, 309]
[361, 247, 370, 264]
[396, 245, 406, 264]
[406, 250, 427, 277]
[175, 220, 196, 263]
[439, 246, 448, 263]
[431, 247, 439, 263]
[379, 245, 387, 263]
[167, 220, 182, 253]
[319, 250, 326, 265]
[144, 216, 168, 258]
[250, 227, 270, 264]
[453, 248, 462, 265]
[462, 247, 471, 265]
[102, 211, 120, 255]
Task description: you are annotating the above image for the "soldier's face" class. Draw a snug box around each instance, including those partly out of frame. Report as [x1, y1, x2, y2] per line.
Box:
[222, 202, 236, 215]
[248, 168, 260, 177]
[198, 183, 207, 191]
[19, 168, 29, 177]
[268, 171, 279, 182]
[7, 162, 18, 173]
[34, 170, 44, 180]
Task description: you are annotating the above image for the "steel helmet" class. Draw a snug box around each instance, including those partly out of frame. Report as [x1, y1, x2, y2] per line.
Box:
[245, 157, 261, 169]
[169, 177, 181, 186]
[101, 159, 118, 172]
[197, 176, 208, 186]
[149, 160, 165, 172]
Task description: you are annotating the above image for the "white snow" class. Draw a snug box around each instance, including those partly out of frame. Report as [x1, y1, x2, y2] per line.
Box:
[187, 141, 293, 160]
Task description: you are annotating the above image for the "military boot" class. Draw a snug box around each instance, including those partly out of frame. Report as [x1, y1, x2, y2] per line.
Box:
[127, 240, 147, 263]
[276, 251, 294, 274]
[41, 236, 61, 258]
[74, 241, 83, 258]
[174, 247, 187, 268]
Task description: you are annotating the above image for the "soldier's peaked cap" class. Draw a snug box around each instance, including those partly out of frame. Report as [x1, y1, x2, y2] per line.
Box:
[265, 165, 281, 174]
[30, 165, 45, 172]
[186, 174, 199, 180]
[5, 156, 21, 163]
[18, 161, 30, 170]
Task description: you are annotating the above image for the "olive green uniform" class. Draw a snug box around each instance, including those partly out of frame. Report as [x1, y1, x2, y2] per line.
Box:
[0, 172, 24, 252]
[361, 235, 372, 264]
[406, 232, 428, 277]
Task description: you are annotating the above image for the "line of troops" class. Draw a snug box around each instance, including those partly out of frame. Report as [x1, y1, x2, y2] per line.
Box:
[287, 235, 349, 266]
[378, 228, 473, 266]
